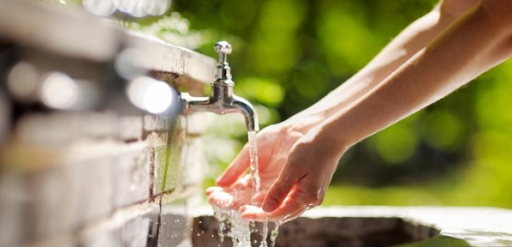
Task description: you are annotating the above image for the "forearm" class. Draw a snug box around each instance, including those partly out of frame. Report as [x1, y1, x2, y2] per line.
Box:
[319, 1, 512, 154]
[286, 1, 472, 132]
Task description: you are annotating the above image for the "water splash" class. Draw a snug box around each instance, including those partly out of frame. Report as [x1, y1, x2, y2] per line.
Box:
[214, 206, 251, 247]
[212, 131, 280, 247]
[269, 222, 280, 247]
[260, 217, 269, 247]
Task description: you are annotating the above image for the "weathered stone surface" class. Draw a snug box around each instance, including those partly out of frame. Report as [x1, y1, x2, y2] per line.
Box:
[147, 132, 168, 196]
[119, 216, 151, 247]
[150, 116, 186, 196]
[22, 157, 114, 242]
[163, 116, 186, 193]
[24, 165, 78, 242]
[182, 138, 206, 187]
[24, 237, 77, 247]
[0, 174, 25, 247]
[15, 113, 118, 146]
[79, 202, 160, 247]
[191, 206, 512, 247]
[81, 230, 120, 247]
[143, 115, 169, 133]
[186, 113, 210, 136]
[114, 143, 151, 208]
[152, 144, 168, 195]
[73, 157, 114, 227]
[0, 1, 215, 84]
[158, 196, 190, 247]
[119, 116, 143, 142]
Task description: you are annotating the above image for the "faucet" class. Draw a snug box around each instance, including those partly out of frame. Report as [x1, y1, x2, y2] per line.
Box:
[181, 41, 259, 132]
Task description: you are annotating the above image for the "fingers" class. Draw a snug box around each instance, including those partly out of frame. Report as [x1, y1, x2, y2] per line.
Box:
[262, 163, 300, 212]
[216, 144, 250, 186]
[207, 187, 235, 208]
[241, 187, 322, 223]
[206, 182, 255, 210]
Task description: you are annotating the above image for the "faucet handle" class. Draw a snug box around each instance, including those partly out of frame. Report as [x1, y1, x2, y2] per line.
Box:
[214, 41, 232, 80]
[214, 41, 232, 56]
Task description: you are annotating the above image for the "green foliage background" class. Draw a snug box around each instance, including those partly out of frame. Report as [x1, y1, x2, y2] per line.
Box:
[65, 0, 512, 207]
[170, 0, 512, 208]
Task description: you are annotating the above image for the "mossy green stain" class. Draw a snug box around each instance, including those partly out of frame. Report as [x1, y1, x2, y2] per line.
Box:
[161, 117, 184, 193]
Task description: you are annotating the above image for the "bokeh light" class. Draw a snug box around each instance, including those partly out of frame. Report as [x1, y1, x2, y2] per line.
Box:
[82, 0, 172, 17]
[40, 72, 78, 109]
[82, 0, 116, 16]
[127, 77, 173, 114]
[7, 62, 39, 102]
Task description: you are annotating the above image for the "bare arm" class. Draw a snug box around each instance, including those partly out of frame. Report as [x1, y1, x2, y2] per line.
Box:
[285, 0, 479, 132]
[318, 0, 512, 152]
[259, 0, 512, 220]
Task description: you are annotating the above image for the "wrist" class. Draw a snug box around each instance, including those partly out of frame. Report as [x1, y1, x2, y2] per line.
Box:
[281, 112, 326, 135]
[300, 124, 351, 160]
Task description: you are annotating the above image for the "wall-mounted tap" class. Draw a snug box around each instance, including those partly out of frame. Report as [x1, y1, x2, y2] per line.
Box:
[181, 41, 259, 132]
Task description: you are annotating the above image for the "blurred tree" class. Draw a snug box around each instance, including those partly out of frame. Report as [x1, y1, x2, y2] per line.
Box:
[56, 0, 512, 207]
[171, 0, 512, 208]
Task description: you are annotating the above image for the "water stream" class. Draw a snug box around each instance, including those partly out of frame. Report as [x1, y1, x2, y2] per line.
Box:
[212, 131, 280, 247]
[247, 131, 261, 196]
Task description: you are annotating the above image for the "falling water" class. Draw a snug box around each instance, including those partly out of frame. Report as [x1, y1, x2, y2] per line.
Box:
[212, 131, 280, 247]
[214, 206, 252, 247]
[259, 217, 269, 247]
[269, 222, 280, 247]
[247, 131, 261, 195]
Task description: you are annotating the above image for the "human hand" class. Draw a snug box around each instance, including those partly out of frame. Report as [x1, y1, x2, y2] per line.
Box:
[206, 123, 304, 212]
[239, 127, 343, 223]
[207, 123, 345, 223]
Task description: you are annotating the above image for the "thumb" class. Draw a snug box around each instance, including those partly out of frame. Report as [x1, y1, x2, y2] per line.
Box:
[262, 162, 301, 212]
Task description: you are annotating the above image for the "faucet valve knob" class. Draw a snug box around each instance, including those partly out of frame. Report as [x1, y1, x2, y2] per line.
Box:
[214, 41, 232, 81]
[214, 41, 232, 56]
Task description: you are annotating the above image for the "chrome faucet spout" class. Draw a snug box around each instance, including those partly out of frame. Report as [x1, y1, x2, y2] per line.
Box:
[181, 41, 259, 132]
[232, 95, 259, 132]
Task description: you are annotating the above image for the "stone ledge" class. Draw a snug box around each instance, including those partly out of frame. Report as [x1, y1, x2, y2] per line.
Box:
[191, 206, 512, 247]
[0, 0, 215, 84]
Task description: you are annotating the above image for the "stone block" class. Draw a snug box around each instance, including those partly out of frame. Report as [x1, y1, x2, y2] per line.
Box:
[23, 156, 114, 243]
[24, 237, 77, 247]
[24, 165, 78, 242]
[182, 138, 206, 187]
[186, 113, 210, 136]
[151, 143, 167, 196]
[79, 202, 160, 247]
[162, 142, 183, 194]
[119, 215, 151, 247]
[114, 143, 150, 208]
[158, 197, 189, 247]
[150, 116, 186, 196]
[0, 174, 25, 247]
[74, 157, 114, 227]
[143, 115, 169, 133]
[162, 116, 186, 193]
[119, 116, 143, 142]
[15, 112, 118, 145]
[80, 230, 121, 247]
[75, 112, 118, 141]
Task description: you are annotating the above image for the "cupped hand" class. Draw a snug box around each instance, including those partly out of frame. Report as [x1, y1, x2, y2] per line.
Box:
[207, 123, 303, 211]
[207, 123, 345, 223]
[240, 128, 343, 223]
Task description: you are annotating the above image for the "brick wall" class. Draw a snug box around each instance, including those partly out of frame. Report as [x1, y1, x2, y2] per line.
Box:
[0, 110, 208, 247]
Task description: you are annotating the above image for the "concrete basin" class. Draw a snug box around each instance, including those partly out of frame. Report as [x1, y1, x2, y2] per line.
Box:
[192, 206, 512, 247]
